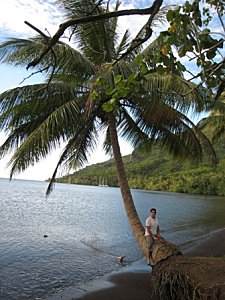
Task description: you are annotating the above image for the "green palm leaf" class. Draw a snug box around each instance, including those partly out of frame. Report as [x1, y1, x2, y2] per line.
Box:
[61, 0, 118, 64]
[0, 37, 96, 83]
[198, 98, 225, 143]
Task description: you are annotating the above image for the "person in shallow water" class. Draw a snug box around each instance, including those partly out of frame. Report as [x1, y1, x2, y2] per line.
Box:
[145, 208, 160, 266]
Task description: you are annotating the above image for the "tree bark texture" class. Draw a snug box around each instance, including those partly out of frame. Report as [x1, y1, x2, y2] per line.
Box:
[108, 112, 148, 255]
[152, 255, 225, 300]
[151, 237, 181, 265]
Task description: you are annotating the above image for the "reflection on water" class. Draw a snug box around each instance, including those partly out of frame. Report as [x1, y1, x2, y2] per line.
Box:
[0, 178, 225, 299]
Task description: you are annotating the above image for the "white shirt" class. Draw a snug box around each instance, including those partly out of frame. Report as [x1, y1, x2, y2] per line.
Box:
[145, 216, 159, 236]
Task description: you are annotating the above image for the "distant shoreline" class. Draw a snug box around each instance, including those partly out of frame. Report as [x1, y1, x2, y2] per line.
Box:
[1, 177, 224, 197]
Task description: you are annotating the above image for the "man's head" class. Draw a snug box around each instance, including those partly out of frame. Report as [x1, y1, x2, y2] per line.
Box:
[150, 208, 157, 217]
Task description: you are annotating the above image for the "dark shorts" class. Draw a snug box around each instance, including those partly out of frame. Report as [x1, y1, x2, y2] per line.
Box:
[146, 235, 154, 252]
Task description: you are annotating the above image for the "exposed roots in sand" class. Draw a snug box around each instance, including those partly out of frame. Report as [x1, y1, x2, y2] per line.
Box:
[152, 255, 225, 300]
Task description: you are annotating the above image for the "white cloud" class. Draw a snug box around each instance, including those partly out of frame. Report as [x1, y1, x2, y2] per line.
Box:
[0, 0, 64, 38]
[0, 0, 182, 41]
[115, 3, 148, 37]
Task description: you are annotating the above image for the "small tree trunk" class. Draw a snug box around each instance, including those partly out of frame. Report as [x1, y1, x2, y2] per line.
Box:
[108, 113, 147, 254]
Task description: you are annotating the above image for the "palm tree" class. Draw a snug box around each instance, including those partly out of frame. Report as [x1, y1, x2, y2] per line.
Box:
[198, 92, 225, 143]
[0, 0, 216, 257]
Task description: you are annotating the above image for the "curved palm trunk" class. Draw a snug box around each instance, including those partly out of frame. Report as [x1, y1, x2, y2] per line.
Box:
[108, 112, 180, 262]
[108, 112, 148, 256]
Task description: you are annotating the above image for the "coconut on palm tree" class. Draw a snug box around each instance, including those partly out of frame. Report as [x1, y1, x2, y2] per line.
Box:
[0, 0, 216, 258]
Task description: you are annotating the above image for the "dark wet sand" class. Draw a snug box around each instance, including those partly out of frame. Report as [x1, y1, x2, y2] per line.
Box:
[45, 228, 225, 300]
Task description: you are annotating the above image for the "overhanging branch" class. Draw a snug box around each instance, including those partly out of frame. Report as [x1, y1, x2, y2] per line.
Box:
[25, 0, 163, 69]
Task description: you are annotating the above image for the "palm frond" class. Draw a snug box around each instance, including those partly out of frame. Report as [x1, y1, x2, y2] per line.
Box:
[0, 83, 85, 165]
[3, 98, 81, 176]
[198, 99, 225, 143]
[6, 108, 87, 178]
[115, 5, 170, 62]
[0, 38, 44, 67]
[61, 0, 119, 64]
[150, 5, 172, 28]
[109, 0, 121, 50]
[0, 37, 96, 83]
[118, 75, 216, 164]
[102, 127, 112, 155]
[118, 104, 204, 162]
[117, 108, 154, 150]
[115, 30, 131, 57]
[46, 114, 98, 195]
[0, 83, 84, 132]
[142, 74, 211, 114]
[198, 115, 225, 143]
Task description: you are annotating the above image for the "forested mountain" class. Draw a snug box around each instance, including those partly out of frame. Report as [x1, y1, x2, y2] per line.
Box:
[56, 136, 225, 196]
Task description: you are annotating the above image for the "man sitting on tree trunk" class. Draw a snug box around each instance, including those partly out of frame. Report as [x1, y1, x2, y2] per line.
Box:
[145, 208, 160, 266]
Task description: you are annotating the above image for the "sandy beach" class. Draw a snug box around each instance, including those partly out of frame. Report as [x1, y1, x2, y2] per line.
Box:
[45, 228, 225, 300]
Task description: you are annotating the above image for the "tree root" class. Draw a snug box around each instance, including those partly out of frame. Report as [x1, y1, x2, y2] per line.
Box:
[152, 255, 225, 300]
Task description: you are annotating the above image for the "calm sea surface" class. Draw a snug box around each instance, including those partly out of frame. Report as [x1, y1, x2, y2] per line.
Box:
[1, 178, 225, 300]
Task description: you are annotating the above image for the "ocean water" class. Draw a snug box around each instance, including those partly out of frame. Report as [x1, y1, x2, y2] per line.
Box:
[1, 178, 225, 300]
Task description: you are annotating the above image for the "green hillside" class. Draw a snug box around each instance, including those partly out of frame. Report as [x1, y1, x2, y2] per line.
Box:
[56, 138, 225, 196]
